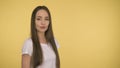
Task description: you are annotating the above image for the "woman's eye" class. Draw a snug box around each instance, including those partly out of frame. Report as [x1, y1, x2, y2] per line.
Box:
[45, 18, 49, 21]
[36, 18, 40, 20]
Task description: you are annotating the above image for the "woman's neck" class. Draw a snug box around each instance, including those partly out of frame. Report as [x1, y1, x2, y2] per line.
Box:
[38, 32, 47, 44]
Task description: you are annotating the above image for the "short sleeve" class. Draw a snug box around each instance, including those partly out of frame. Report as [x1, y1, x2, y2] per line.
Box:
[22, 38, 33, 56]
[54, 38, 60, 48]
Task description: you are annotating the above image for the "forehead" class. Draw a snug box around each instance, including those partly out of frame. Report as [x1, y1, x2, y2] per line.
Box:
[36, 9, 49, 17]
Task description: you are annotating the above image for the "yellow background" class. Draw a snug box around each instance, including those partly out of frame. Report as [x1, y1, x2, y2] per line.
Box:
[0, 0, 120, 68]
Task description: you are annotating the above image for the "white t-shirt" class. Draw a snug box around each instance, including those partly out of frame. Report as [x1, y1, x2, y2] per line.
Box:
[22, 38, 59, 68]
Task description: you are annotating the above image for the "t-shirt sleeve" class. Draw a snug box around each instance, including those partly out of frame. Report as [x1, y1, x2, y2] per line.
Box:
[22, 38, 33, 56]
[54, 38, 60, 48]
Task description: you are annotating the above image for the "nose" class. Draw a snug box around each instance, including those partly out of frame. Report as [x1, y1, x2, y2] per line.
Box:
[41, 19, 45, 25]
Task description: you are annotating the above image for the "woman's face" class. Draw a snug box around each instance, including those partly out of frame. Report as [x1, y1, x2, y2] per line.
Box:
[35, 9, 49, 33]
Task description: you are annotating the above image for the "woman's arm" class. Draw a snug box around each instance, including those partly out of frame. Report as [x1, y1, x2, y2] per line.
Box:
[22, 54, 31, 68]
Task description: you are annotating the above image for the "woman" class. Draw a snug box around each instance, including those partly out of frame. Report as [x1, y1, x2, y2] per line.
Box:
[22, 6, 60, 68]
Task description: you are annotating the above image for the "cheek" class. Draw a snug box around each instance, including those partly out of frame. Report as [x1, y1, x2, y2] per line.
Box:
[35, 22, 39, 28]
[45, 21, 49, 27]
[46, 22, 49, 27]
[35, 24, 39, 31]
[35, 21, 40, 30]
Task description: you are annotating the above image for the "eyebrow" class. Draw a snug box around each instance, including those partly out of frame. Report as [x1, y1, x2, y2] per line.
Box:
[36, 16, 42, 18]
[36, 16, 49, 18]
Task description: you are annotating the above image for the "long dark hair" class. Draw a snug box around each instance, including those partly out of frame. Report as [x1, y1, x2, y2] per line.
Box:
[30, 6, 60, 68]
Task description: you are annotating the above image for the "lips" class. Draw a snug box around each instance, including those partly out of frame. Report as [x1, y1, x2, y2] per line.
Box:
[40, 26, 46, 29]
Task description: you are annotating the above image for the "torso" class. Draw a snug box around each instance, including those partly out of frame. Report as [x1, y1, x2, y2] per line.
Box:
[36, 43, 56, 68]
[22, 38, 59, 68]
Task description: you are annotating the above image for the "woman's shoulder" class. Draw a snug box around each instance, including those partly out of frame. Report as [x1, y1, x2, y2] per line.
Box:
[22, 37, 33, 50]
[22, 37, 33, 56]
[24, 38, 32, 44]
[54, 38, 60, 48]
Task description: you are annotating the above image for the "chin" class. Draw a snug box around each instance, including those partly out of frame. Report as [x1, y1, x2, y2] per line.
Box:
[39, 30, 47, 33]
